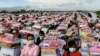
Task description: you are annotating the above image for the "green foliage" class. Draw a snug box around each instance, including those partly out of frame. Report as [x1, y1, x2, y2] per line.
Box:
[0, 10, 8, 13]
[95, 11, 100, 15]
[0, 9, 36, 13]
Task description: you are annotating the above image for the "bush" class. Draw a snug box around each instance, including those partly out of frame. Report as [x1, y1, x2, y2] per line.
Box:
[96, 11, 100, 16]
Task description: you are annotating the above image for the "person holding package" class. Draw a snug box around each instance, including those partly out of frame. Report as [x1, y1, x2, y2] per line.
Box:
[63, 40, 82, 56]
[20, 34, 40, 56]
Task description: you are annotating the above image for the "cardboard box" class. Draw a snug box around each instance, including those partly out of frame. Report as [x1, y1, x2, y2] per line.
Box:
[66, 30, 73, 36]
[0, 42, 20, 48]
[0, 47, 20, 56]
[41, 49, 56, 55]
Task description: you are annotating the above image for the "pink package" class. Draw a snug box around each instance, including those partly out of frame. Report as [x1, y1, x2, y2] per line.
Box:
[90, 46, 100, 53]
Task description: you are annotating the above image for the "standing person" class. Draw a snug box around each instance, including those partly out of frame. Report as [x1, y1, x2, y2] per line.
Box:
[93, 27, 100, 41]
[20, 34, 40, 56]
[63, 40, 82, 56]
[36, 30, 45, 45]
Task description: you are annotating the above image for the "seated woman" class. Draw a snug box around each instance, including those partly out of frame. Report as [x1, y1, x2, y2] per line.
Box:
[63, 40, 82, 56]
[20, 34, 40, 56]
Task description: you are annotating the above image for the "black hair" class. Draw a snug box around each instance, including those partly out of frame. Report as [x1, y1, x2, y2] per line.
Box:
[44, 20, 47, 22]
[22, 15, 26, 20]
[48, 18, 51, 20]
[35, 18, 38, 19]
[11, 29, 19, 34]
[26, 34, 35, 40]
[88, 13, 92, 18]
[26, 15, 29, 18]
[9, 15, 12, 20]
[39, 30, 45, 36]
[25, 21, 28, 23]
[68, 40, 76, 47]
[1, 19, 5, 21]
[88, 23, 94, 28]
[46, 30, 49, 34]
[66, 40, 77, 56]
[97, 15, 99, 18]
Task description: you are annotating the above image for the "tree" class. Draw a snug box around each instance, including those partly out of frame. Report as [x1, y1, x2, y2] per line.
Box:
[20, 9, 26, 13]
[0, 10, 8, 13]
[96, 11, 100, 15]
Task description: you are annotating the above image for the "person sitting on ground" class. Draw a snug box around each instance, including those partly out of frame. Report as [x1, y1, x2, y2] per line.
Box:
[63, 40, 82, 56]
[20, 34, 40, 56]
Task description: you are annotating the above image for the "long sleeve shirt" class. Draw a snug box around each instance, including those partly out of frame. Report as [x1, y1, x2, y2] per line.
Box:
[20, 44, 39, 56]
